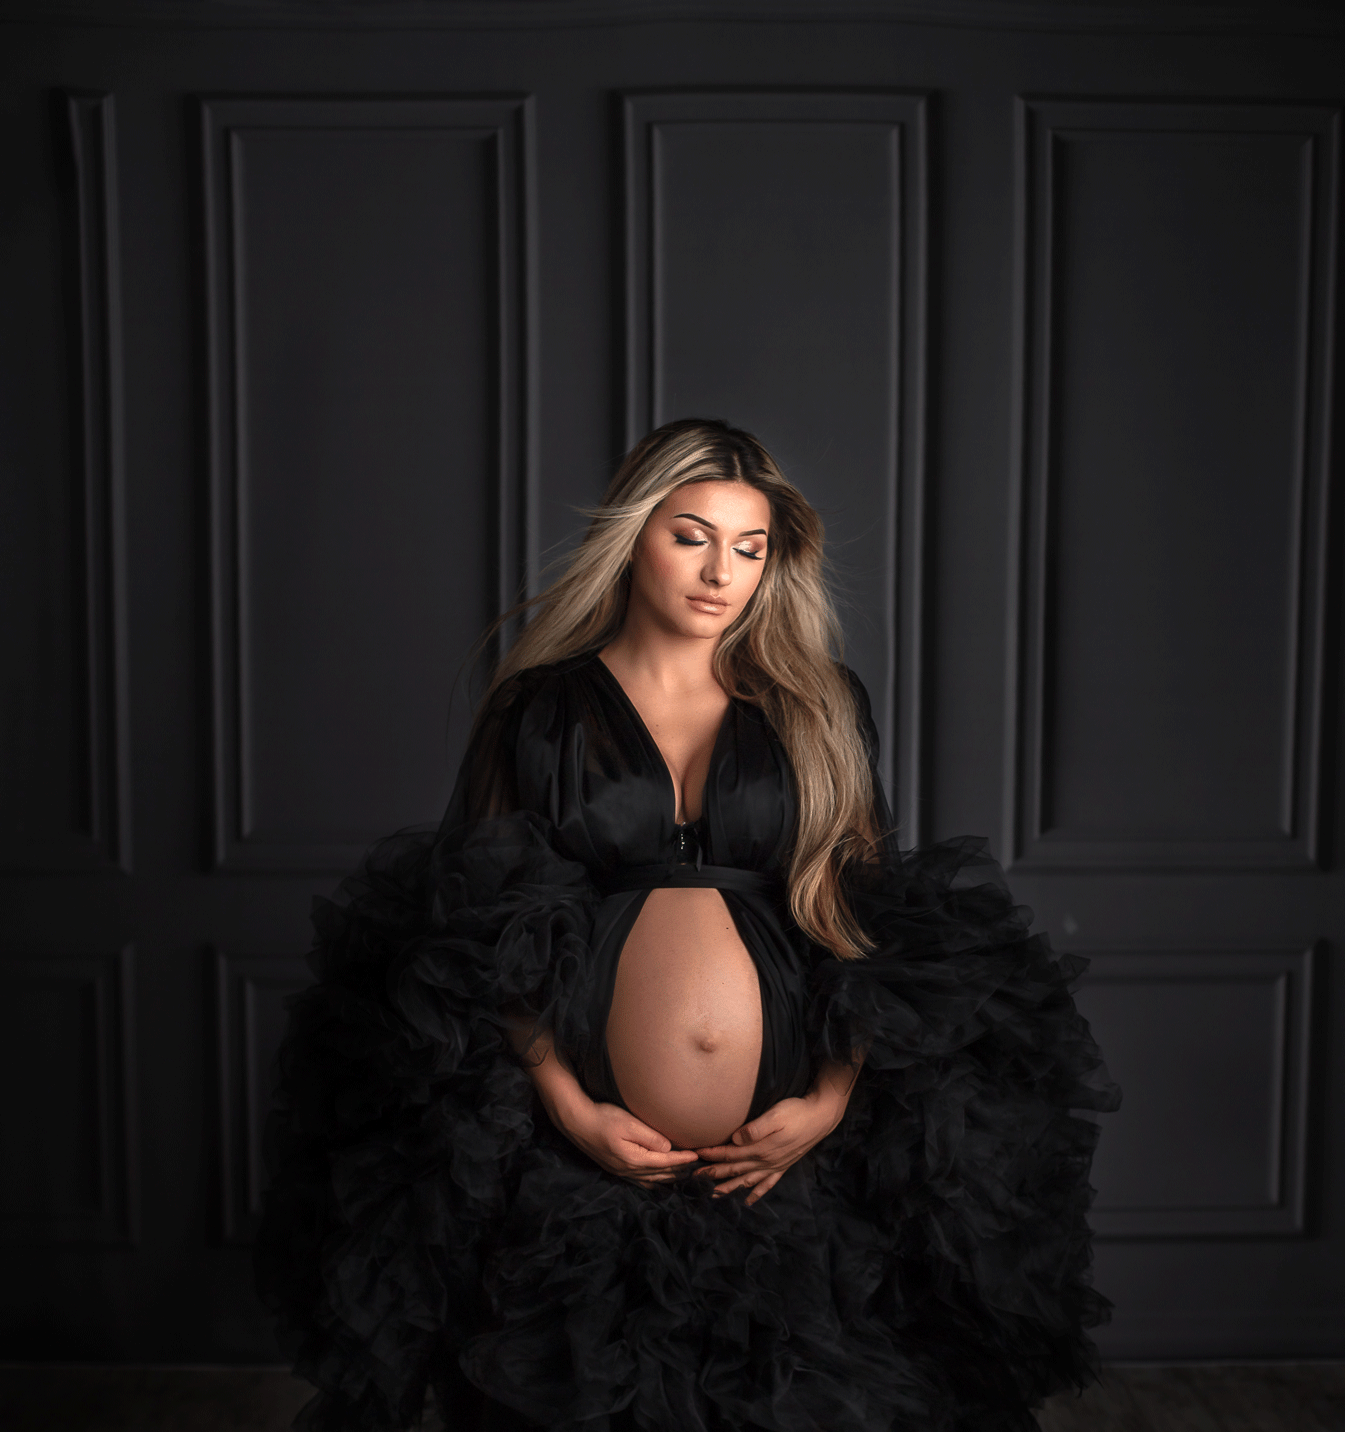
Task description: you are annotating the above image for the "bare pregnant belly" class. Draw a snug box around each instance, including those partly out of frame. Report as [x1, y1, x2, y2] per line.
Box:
[604, 887, 763, 1150]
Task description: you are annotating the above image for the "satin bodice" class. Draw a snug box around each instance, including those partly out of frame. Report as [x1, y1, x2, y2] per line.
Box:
[479, 654, 799, 881]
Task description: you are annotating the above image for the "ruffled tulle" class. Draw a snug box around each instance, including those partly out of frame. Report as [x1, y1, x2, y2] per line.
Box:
[257, 815, 1116, 1432]
[812, 837, 1119, 1424]
[256, 812, 600, 1430]
[459, 1139, 938, 1432]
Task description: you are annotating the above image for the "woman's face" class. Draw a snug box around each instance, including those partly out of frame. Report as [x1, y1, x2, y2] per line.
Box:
[628, 480, 772, 640]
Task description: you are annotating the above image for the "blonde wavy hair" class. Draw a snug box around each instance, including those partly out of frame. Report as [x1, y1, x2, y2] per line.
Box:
[487, 417, 877, 959]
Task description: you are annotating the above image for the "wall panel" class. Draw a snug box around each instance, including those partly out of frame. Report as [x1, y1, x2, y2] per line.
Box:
[0, 93, 129, 874]
[203, 96, 533, 872]
[0, 947, 136, 1244]
[1076, 948, 1317, 1238]
[624, 91, 927, 833]
[1008, 100, 1338, 870]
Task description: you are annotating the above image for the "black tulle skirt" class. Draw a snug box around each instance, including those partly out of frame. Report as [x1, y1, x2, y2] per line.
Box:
[255, 812, 1119, 1432]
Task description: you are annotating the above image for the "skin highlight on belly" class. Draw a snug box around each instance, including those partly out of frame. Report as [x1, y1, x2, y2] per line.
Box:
[604, 887, 764, 1150]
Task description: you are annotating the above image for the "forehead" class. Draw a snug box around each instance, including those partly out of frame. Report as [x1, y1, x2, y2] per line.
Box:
[659, 479, 771, 528]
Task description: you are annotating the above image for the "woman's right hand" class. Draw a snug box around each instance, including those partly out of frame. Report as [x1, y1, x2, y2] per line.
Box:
[510, 1018, 696, 1185]
[553, 1095, 699, 1186]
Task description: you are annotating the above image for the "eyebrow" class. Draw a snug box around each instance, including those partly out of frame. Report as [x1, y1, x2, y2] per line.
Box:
[672, 512, 768, 538]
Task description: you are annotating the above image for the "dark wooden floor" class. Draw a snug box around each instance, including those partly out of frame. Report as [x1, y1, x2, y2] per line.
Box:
[1039, 1364, 1345, 1432]
[1, 1362, 1343, 1430]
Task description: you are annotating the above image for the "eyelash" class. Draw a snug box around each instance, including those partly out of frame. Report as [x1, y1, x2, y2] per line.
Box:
[674, 535, 764, 560]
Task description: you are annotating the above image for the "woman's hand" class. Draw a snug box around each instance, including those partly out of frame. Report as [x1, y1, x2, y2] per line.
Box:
[695, 1058, 861, 1205]
[507, 1016, 698, 1186]
[556, 1096, 700, 1186]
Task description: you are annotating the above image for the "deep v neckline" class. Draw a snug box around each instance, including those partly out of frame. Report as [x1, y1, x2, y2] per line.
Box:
[591, 654, 732, 827]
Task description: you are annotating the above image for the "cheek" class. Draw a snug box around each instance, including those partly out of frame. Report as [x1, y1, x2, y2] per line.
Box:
[634, 538, 690, 601]
[740, 558, 768, 599]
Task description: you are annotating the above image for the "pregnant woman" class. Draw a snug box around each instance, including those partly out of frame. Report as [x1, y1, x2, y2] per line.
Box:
[257, 419, 1120, 1432]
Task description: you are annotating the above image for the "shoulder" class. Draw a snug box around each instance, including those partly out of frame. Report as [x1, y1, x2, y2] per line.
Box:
[480, 652, 594, 718]
[836, 663, 880, 759]
[837, 663, 876, 724]
[838, 663, 873, 713]
[476, 652, 610, 757]
[455, 657, 598, 822]
[738, 662, 876, 745]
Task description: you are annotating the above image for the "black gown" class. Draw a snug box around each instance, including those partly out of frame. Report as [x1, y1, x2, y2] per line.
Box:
[256, 652, 1120, 1432]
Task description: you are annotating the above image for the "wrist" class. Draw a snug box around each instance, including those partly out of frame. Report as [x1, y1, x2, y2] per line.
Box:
[807, 1072, 853, 1121]
[805, 1083, 842, 1115]
[541, 1071, 594, 1131]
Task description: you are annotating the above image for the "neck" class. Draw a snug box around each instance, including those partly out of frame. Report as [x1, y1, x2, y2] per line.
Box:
[600, 604, 721, 694]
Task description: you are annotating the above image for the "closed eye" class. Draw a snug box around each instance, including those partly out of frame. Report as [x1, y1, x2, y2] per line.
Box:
[674, 533, 765, 559]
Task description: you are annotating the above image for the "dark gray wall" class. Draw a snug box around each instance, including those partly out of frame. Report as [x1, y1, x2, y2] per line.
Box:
[0, 0, 1341, 1366]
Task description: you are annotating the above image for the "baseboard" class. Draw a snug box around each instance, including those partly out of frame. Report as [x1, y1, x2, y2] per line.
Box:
[1096, 1310, 1345, 1361]
[0, 1364, 314, 1432]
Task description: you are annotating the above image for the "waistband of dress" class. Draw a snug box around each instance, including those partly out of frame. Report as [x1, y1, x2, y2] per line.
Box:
[600, 863, 778, 897]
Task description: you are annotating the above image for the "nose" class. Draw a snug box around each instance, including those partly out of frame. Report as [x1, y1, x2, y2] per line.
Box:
[703, 541, 732, 587]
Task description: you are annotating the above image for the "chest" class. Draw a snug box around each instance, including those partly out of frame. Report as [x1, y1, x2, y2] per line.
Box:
[613, 682, 729, 824]
[513, 663, 797, 874]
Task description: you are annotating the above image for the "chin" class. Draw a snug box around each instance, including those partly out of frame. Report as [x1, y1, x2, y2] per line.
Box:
[667, 610, 727, 638]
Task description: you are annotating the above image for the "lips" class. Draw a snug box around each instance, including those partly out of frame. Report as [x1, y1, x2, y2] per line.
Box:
[687, 595, 728, 615]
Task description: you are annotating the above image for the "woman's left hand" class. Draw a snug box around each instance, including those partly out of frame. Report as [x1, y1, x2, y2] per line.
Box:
[694, 1064, 857, 1205]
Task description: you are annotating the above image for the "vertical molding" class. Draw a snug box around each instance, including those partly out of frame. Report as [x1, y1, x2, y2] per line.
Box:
[1005, 98, 1338, 871]
[519, 96, 542, 603]
[67, 93, 131, 871]
[0, 945, 137, 1245]
[490, 96, 540, 633]
[1003, 97, 1031, 878]
[5, 94, 131, 873]
[1295, 108, 1339, 873]
[201, 95, 534, 872]
[211, 948, 237, 1242]
[899, 106, 930, 844]
[622, 90, 928, 837]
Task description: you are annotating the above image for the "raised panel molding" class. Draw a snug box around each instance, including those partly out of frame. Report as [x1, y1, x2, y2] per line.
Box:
[1006, 99, 1339, 871]
[0, 946, 137, 1244]
[212, 950, 310, 1244]
[1078, 946, 1318, 1239]
[624, 90, 928, 836]
[2, 93, 131, 874]
[202, 95, 534, 873]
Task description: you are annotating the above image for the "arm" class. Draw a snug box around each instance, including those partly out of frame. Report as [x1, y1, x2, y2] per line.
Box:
[812, 1051, 865, 1106]
[506, 1011, 699, 1185]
